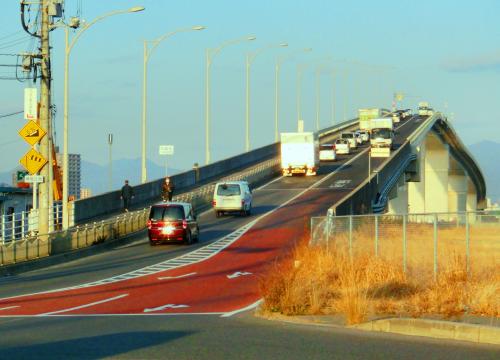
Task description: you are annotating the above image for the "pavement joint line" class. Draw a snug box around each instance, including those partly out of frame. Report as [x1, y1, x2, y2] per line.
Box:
[221, 299, 264, 317]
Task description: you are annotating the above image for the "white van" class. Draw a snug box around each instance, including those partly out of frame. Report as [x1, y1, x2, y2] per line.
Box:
[341, 132, 357, 149]
[213, 181, 252, 217]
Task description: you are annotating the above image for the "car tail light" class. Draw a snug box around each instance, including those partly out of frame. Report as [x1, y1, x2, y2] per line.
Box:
[147, 220, 152, 229]
[182, 220, 188, 229]
[212, 200, 216, 206]
[241, 200, 245, 206]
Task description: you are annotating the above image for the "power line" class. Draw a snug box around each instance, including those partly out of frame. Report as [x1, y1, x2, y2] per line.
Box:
[0, 110, 23, 119]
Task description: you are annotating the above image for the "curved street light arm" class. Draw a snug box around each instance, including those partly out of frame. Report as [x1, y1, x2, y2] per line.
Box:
[68, 8, 139, 54]
[210, 35, 256, 59]
[146, 27, 199, 62]
[248, 43, 287, 64]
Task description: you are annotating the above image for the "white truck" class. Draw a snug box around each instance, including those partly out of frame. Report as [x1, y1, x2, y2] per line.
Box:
[369, 118, 394, 158]
[359, 108, 381, 132]
[418, 101, 434, 116]
[280, 132, 319, 176]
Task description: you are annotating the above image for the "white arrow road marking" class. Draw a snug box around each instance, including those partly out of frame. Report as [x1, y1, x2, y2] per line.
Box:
[37, 294, 129, 316]
[227, 271, 253, 279]
[0, 306, 19, 311]
[157, 272, 197, 280]
[144, 304, 190, 313]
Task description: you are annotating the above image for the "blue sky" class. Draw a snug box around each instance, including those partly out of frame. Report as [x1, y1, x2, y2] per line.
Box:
[1, 0, 499, 182]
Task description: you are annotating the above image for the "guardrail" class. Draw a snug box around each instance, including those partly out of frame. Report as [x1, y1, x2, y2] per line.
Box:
[1, 117, 359, 267]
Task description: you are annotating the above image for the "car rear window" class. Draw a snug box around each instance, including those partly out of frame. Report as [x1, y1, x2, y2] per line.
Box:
[217, 184, 241, 196]
[320, 144, 334, 150]
[341, 133, 353, 139]
[149, 206, 185, 221]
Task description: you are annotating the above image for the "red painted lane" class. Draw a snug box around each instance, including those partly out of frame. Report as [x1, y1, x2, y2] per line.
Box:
[0, 187, 345, 316]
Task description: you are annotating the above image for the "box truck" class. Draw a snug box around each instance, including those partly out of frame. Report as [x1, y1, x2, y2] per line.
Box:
[280, 132, 319, 176]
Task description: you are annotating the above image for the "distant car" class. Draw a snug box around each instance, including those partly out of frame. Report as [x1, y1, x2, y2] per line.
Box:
[354, 132, 363, 145]
[392, 112, 401, 123]
[341, 132, 357, 149]
[319, 144, 337, 161]
[213, 181, 252, 217]
[147, 202, 199, 245]
[334, 138, 350, 154]
[356, 130, 370, 142]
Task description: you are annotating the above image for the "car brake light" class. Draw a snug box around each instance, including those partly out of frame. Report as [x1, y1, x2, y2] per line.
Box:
[241, 200, 245, 205]
[182, 220, 188, 229]
[147, 220, 152, 229]
[212, 200, 216, 206]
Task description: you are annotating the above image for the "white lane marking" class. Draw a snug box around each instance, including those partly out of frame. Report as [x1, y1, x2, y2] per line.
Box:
[329, 179, 352, 188]
[227, 271, 252, 279]
[37, 294, 129, 316]
[0, 306, 19, 311]
[0, 312, 226, 318]
[221, 299, 263, 318]
[0, 147, 368, 304]
[144, 304, 190, 313]
[158, 272, 197, 280]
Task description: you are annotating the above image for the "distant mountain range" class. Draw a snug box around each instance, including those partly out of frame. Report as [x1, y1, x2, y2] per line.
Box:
[468, 140, 500, 204]
[0, 158, 182, 196]
[2, 142, 498, 203]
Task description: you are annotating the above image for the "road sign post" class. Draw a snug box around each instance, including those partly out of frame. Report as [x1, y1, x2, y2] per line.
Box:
[159, 145, 174, 177]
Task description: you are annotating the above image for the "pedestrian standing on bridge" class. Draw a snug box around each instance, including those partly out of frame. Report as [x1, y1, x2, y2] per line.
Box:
[120, 180, 134, 212]
[161, 176, 175, 202]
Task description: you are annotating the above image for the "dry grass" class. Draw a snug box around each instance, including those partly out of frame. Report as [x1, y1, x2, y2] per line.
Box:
[259, 222, 500, 325]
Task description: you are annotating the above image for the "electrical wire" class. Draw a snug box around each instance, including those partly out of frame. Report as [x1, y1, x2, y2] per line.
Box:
[0, 111, 23, 119]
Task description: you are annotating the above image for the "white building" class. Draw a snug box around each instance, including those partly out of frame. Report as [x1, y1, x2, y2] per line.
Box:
[57, 153, 81, 200]
[80, 188, 92, 199]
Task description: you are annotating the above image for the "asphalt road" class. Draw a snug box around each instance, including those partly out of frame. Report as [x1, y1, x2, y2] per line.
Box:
[2, 115, 497, 358]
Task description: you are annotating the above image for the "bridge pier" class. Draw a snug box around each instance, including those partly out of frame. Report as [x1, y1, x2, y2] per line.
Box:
[389, 131, 480, 216]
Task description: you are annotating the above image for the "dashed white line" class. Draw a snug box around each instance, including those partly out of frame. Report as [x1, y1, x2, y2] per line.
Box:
[158, 272, 197, 280]
[37, 294, 129, 316]
[221, 299, 263, 318]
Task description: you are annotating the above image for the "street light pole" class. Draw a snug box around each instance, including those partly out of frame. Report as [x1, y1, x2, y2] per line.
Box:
[274, 48, 311, 141]
[315, 67, 320, 131]
[108, 133, 113, 191]
[61, 6, 145, 230]
[205, 35, 256, 165]
[245, 43, 287, 151]
[141, 25, 206, 183]
[331, 70, 336, 125]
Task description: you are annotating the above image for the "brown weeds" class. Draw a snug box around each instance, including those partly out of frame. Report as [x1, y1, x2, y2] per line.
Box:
[259, 226, 500, 324]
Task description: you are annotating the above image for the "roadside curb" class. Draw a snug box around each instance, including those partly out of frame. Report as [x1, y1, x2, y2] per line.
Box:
[257, 313, 500, 346]
[352, 317, 500, 345]
[0, 229, 146, 277]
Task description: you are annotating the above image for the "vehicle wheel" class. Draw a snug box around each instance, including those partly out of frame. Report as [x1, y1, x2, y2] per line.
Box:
[185, 231, 193, 245]
[215, 211, 221, 218]
[246, 206, 252, 216]
[194, 227, 200, 242]
[149, 239, 157, 246]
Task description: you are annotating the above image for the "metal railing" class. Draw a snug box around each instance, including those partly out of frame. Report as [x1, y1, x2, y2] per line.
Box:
[0, 157, 280, 266]
[311, 211, 500, 280]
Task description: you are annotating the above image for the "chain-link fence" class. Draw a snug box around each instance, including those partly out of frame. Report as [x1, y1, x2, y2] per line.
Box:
[311, 212, 500, 280]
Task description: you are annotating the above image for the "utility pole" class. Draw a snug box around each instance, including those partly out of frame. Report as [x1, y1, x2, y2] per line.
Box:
[38, 0, 52, 236]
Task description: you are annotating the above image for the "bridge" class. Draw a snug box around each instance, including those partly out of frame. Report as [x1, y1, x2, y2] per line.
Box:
[0, 110, 487, 318]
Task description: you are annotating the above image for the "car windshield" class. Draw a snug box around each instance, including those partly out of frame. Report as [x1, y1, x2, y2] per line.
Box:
[335, 139, 347, 145]
[149, 206, 184, 221]
[217, 184, 241, 196]
[341, 133, 353, 139]
[372, 129, 392, 139]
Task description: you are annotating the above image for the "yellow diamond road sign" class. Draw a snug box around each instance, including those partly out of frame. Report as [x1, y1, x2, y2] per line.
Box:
[19, 148, 47, 175]
[19, 120, 46, 146]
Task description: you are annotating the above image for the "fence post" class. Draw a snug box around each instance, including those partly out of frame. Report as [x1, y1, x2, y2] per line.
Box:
[348, 215, 353, 258]
[433, 213, 438, 281]
[374, 214, 379, 257]
[465, 211, 470, 275]
[402, 214, 407, 274]
[1, 214, 5, 244]
[21, 211, 25, 239]
[326, 216, 330, 252]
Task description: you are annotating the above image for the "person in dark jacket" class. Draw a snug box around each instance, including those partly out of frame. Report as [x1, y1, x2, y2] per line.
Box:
[161, 177, 175, 201]
[120, 180, 134, 212]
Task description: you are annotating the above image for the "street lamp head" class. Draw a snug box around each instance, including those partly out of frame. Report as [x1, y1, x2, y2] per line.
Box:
[192, 25, 206, 31]
[279, 43, 288, 47]
[247, 36, 257, 41]
[128, 6, 145, 12]
[303, 48, 313, 52]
